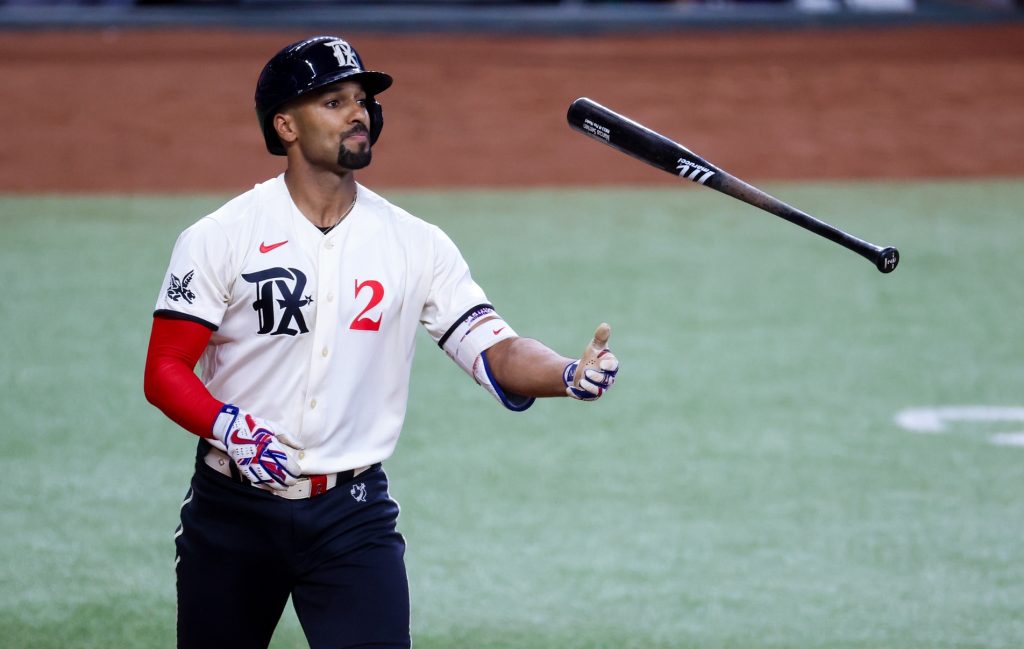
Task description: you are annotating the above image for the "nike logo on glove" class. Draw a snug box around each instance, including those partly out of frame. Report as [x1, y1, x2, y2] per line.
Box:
[259, 240, 288, 253]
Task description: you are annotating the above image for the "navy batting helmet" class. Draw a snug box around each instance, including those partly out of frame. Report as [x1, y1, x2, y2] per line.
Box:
[255, 36, 393, 156]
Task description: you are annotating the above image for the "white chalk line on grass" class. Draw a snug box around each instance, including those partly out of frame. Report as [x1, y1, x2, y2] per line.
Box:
[894, 406, 1024, 447]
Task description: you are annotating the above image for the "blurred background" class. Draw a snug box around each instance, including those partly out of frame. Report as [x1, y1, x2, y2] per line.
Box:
[1, 0, 1021, 192]
[1, 2, 1022, 649]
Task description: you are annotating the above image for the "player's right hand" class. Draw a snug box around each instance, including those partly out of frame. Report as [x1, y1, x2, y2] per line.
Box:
[212, 404, 302, 490]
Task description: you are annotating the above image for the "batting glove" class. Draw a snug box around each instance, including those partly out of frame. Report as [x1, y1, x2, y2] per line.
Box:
[563, 350, 619, 400]
[212, 404, 302, 490]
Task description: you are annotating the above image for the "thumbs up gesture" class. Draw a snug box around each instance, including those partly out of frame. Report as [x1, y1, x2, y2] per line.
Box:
[563, 323, 619, 401]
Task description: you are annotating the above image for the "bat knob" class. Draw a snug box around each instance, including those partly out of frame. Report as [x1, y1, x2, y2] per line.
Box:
[876, 247, 899, 273]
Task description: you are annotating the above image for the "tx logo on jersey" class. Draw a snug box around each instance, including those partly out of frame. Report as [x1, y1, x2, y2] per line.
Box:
[241, 267, 313, 336]
[166, 270, 196, 304]
[324, 39, 358, 68]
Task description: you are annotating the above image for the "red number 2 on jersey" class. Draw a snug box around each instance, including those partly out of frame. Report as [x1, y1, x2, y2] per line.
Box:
[350, 279, 384, 331]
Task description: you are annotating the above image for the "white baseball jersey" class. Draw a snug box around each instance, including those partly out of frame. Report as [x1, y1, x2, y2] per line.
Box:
[154, 174, 515, 474]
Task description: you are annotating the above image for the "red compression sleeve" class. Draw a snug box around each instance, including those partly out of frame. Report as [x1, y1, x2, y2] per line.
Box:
[143, 316, 224, 439]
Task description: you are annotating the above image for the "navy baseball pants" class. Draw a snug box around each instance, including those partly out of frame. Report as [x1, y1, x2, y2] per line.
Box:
[175, 442, 410, 649]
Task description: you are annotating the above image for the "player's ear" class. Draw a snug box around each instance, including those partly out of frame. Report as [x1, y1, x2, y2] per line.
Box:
[274, 112, 299, 147]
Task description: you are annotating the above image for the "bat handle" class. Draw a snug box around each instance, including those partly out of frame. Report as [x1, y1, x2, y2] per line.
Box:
[574, 323, 612, 388]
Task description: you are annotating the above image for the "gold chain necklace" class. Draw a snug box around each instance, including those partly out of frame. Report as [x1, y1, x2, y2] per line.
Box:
[321, 188, 357, 235]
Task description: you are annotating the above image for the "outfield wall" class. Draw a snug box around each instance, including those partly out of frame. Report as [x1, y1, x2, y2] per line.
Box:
[0, 17, 1021, 193]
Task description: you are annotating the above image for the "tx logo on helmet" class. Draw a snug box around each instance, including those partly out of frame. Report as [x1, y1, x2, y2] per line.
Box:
[324, 39, 358, 69]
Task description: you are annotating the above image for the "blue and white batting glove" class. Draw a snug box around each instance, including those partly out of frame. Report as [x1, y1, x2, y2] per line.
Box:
[212, 404, 303, 490]
[563, 350, 619, 401]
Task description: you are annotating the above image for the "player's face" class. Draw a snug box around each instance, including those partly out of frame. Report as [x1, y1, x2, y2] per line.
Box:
[287, 80, 373, 170]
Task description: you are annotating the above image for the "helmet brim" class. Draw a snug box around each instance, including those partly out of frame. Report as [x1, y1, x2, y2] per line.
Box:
[345, 70, 393, 97]
[279, 69, 393, 112]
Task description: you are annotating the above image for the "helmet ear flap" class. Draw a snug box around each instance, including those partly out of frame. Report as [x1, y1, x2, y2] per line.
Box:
[368, 98, 384, 145]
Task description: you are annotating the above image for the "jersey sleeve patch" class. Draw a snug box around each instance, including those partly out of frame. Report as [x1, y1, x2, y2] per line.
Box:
[153, 219, 233, 329]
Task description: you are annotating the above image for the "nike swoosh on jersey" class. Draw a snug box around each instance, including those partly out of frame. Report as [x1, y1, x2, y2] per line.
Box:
[259, 240, 288, 253]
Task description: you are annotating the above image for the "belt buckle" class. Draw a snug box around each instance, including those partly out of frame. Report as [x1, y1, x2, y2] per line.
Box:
[309, 475, 329, 497]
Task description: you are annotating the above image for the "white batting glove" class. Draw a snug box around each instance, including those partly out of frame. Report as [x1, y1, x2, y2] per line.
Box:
[212, 404, 302, 490]
[563, 323, 619, 401]
[563, 350, 619, 400]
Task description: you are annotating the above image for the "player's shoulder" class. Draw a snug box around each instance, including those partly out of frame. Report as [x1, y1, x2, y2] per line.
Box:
[203, 175, 285, 229]
[179, 175, 285, 240]
[357, 183, 445, 239]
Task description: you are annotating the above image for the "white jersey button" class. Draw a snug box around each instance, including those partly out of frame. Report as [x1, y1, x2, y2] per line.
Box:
[327, 292, 334, 302]
[321, 347, 329, 357]
[325, 240, 334, 250]
[310, 399, 317, 409]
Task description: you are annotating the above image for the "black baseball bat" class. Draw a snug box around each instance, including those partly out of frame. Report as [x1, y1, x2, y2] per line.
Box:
[567, 97, 899, 274]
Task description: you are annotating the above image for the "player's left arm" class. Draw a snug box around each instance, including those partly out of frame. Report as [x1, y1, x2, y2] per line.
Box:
[424, 225, 617, 407]
[437, 307, 619, 409]
[481, 337, 571, 397]
[484, 330, 619, 402]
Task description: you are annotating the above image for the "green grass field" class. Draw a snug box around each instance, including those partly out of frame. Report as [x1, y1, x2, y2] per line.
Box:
[2, 180, 1022, 648]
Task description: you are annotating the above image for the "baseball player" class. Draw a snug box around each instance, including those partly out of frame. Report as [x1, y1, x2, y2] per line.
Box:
[143, 35, 619, 649]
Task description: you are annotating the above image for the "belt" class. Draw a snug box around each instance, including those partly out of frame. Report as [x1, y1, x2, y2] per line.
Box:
[203, 446, 371, 500]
